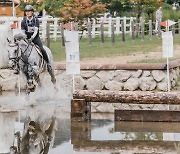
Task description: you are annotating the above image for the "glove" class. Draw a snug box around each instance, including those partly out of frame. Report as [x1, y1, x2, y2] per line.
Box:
[28, 37, 34, 43]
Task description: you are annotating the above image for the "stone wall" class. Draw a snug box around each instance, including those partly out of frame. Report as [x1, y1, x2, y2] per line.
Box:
[1, 60, 180, 93]
[1, 60, 180, 113]
[61, 60, 180, 92]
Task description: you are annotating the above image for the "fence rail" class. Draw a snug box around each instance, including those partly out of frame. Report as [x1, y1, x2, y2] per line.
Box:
[0, 16, 179, 42]
[0, 16, 135, 39]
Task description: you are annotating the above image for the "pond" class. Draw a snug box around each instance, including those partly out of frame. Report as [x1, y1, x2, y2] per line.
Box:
[0, 92, 180, 154]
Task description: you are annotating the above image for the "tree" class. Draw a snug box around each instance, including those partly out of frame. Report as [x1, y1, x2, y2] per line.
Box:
[128, 0, 163, 21]
[20, 0, 68, 17]
[59, 0, 106, 30]
[99, 0, 132, 17]
[164, 0, 180, 4]
[20, 0, 45, 14]
[44, 0, 67, 17]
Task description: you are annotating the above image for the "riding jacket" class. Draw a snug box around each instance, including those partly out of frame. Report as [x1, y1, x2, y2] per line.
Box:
[21, 16, 39, 39]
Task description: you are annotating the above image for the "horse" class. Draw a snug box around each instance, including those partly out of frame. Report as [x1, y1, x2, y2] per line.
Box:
[7, 32, 56, 94]
[10, 117, 56, 154]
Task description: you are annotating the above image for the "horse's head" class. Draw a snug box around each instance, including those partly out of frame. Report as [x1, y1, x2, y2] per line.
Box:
[7, 38, 19, 69]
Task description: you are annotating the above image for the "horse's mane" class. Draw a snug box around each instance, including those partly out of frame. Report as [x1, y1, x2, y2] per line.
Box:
[14, 32, 27, 41]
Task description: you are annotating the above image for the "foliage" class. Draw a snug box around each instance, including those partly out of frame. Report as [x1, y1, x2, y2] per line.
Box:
[99, 0, 132, 16]
[20, 0, 67, 17]
[43, 0, 67, 17]
[162, 3, 173, 9]
[58, 0, 106, 30]
[127, 0, 163, 21]
[162, 9, 180, 21]
[20, 0, 45, 13]
[164, 0, 180, 4]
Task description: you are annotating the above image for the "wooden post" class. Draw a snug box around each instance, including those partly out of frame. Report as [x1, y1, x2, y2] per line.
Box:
[172, 23, 175, 36]
[46, 22, 50, 48]
[60, 24, 65, 47]
[158, 21, 161, 37]
[178, 19, 180, 35]
[121, 20, 125, 42]
[88, 21, 92, 45]
[149, 20, 152, 40]
[74, 22, 78, 31]
[141, 20, 144, 41]
[131, 20, 135, 40]
[100, 22, 104, 44]
[111, 20, 115, 43]
[71, 99, 91, 121]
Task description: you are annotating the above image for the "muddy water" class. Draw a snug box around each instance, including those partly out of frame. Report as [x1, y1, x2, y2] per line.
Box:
[0, 92, 180, 154]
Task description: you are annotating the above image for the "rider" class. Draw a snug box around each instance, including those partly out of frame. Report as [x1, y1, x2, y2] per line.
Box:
[20, 5, 52, 72]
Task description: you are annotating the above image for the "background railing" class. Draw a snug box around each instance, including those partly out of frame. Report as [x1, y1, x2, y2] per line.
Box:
[0, 16, 179, 42]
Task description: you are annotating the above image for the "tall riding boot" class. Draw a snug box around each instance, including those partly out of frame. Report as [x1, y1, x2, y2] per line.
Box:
[41, 48, 52, 72]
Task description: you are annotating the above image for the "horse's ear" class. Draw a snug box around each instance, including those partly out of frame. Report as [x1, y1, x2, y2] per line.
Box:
[7, 38, 11, 43]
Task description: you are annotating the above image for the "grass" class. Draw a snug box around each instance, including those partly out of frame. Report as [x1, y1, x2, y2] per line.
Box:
[46, 34, 180, 62]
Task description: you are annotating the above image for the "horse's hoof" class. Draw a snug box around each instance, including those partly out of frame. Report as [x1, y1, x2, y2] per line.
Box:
[30, 86, 36, 92]
[51, 77, 56, 84]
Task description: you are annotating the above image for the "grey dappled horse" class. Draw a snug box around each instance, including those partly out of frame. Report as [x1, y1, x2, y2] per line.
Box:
[7, 33, 56, 94]
[10, 117, 56, 154]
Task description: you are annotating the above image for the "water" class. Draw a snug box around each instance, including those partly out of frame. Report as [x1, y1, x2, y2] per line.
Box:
[0, 92, 180, 154]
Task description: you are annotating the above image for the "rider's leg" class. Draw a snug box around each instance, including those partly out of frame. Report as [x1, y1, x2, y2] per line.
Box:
[32, 37, 56, 84]
[32, 37, 52, 71]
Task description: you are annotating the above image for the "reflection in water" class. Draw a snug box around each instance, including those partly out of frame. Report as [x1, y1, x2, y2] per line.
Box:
[71, 119, 180, 153]
[1, 93, 180, 153]
[0, 112, 16, 153]
[11, 117, 56, 154]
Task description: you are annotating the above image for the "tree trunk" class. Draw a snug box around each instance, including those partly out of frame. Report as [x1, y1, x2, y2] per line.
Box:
[73, 90, 180, 104]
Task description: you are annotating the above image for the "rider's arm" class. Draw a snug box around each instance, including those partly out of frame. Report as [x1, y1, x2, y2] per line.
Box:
[31, 27, 38, 40]
[30, 18, 40, 40]
[21, 19, 27, 37]
[21, 19, 26, 30]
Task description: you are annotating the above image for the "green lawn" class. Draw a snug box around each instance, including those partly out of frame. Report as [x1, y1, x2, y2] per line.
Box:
[46, 34, 180, 62]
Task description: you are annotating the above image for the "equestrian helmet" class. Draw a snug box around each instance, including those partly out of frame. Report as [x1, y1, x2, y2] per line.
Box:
[24, 5, 34, 12]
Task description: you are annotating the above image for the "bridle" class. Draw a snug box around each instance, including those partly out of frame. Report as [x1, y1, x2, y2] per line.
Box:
[8, 42, 20, 65]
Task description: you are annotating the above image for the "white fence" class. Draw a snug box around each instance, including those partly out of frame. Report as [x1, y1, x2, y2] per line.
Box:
[0, 16, 135, 40]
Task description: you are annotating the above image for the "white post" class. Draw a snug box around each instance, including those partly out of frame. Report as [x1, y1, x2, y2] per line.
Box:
[64, 30, 80, 95]
[12, 2, 15, 17]
[123, 16, 127, 33]
[162, 31, 173, 93]
[0, 25, 11, 68]
[167, 56, 170, 92]
[53, 18, 58, 40]
[41, 18, 47, 40]
[108, 17, 112, 37]
[116, 17, 120, 35]
[18, 17, 22, 29]
[92, 18, 96, 37]
[130, 17, 134, 32]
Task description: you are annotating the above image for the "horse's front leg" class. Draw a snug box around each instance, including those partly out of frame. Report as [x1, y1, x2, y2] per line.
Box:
[47, 68, 56, 85]
[34, 75, 42, 87]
